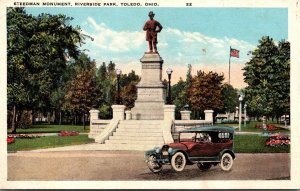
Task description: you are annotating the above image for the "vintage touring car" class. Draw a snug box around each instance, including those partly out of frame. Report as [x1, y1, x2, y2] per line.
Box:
[145, 126, 235, 173]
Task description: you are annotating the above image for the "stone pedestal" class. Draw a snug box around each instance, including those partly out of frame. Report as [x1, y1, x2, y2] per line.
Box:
[112, 105, 125, 120]
[180, 110, 191, 120]
[131, 53, 166, 120]
[164, 105, 175, 120]
[204, 110, 214, 123]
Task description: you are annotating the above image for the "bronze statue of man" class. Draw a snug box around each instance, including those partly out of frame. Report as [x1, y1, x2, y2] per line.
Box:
[143, 11, 163, 53]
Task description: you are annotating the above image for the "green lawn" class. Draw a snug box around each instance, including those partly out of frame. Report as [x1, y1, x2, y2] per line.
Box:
[7, 135, 94, 152]
[7, 134, 289, 153]
[234, 134, 289, 153]
[217, 121, 289, 133]
[11, 124, 90, 134]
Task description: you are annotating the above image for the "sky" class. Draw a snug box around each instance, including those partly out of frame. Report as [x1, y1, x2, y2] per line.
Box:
[26, 7, 288, 88]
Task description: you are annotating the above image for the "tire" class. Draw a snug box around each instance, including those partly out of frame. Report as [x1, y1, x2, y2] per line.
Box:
[171, 152, 186, 172]
[220, 153, 233, 171]
[197, 163, 212, 171]
[147, 155, 163, 173]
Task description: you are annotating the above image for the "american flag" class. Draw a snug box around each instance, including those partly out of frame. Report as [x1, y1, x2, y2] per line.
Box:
[230, 48, 239, 58]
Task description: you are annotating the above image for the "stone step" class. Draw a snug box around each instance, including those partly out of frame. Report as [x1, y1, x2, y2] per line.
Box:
[116, 128, 162, 133]
[118, 126, 161, 131]
[105, 139, 164, 145]
[92, 126, 106, 129]
[90, 129, 104, 132]
[113, 131, 163, 137]
[118, 123, 161, 128]
[109, 136, 163, 141]
[119, 120, 163, 125]
[102, 143, 161, 151]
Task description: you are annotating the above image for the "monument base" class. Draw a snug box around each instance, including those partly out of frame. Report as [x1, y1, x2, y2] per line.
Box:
[131, 101, 165, 120]
[131, 52, 166, 120]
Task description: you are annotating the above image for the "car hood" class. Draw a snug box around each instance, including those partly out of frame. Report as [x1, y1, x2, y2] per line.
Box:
[168, 142, 192, 151]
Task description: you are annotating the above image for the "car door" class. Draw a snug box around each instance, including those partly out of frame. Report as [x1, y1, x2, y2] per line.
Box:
[187, 133, 215, 157]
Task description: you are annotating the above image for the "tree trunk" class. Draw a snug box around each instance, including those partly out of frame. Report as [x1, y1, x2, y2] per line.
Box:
[47, 112, 51, 124]
[83, 113, 86, 130]
[52, 110, 55, 123]
[31, 108, 35, 125]
[59, 111, 62, 125]
[11, 104, 17, 134]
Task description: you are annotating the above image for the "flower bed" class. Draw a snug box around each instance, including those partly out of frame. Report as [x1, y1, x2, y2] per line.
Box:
[255, 124, 279, 131]
[58, 131, 79, 137]
[265, 135, 290, 146]
[7, 137, 15, 144]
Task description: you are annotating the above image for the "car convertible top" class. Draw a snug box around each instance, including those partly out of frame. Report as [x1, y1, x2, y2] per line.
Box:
[179, 126, 235, 134]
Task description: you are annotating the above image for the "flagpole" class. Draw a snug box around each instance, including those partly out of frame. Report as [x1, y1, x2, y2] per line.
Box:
[229, 46, 231, 85]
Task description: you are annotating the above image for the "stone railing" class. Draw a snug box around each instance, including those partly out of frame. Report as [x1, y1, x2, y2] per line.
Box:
[89, 105, 125, 143]
[95, 120, 119, 143]
[88, 119, 111, 139]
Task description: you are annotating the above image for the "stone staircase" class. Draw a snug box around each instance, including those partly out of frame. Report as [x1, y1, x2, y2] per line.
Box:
[103, 120, 166, 151]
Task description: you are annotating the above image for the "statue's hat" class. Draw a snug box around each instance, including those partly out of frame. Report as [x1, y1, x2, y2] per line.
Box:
[148, 11, 155, 16]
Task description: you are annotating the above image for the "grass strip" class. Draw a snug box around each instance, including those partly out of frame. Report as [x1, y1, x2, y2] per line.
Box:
[234, 134, 290, 153]
[7, 135, 94, 152]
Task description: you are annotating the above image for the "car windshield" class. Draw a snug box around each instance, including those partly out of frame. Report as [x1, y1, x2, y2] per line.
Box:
[179, 132, 195, 142]
[179, 132, 212, 143]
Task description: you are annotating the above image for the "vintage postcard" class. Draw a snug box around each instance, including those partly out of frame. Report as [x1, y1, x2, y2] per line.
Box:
[0, 0, 300, 189]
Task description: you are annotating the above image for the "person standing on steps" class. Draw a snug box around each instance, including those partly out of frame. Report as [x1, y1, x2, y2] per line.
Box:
[143, 11, 163, 53]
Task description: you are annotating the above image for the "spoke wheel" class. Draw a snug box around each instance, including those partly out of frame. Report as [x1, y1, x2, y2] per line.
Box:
[197, 163, 212, 171]
[171, 152, 186, 172]
[220, 153, 233, 171]
[147, 155, 163, 173]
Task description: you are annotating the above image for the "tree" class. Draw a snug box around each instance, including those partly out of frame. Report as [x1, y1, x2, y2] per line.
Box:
[64, 55, 101, 126]
[119, 70, 140, 109]
[95, 61, 116, 119]
[188, 70, 224, 119]
[121, 82, 138, 109]
[220, 83, 239, 113]
[7, 8, 35, 132]
[7, 8, 85, 132]
[243, 36, 290, 120]
[171, 77, 187, 119]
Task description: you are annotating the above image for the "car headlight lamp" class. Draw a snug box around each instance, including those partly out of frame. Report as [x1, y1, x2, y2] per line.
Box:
[155, 147, 161, 153]
[168, 147, 173, 154]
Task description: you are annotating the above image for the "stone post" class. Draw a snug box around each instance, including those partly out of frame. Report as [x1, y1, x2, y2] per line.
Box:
[164, 105, 175, 120]
[89, 109, 99, 137]
[204, 110, 214, 123]
[125, 110, 132, 120]
[112, 105, 126, 120]
[180, 110, 191, 120]
[89, 109, 99, 122]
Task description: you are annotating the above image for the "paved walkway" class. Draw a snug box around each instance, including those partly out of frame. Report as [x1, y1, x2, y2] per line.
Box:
[7, 151, 290, 181]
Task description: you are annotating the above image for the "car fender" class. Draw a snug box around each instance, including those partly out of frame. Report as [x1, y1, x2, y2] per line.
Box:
[144, 149, 157, 158]
[219, 149, 235, 160]
[169, 149, 191, 162]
